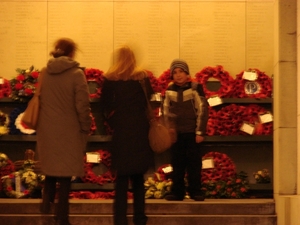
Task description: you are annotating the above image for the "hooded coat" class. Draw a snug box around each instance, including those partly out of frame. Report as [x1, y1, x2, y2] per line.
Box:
[36, 56, 91, 177]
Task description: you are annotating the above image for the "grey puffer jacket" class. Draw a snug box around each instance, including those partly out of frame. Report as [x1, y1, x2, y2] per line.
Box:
[163, 81, 209, 136]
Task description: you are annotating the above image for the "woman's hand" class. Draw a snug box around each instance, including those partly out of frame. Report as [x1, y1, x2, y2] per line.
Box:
[196, 135, 204, 143]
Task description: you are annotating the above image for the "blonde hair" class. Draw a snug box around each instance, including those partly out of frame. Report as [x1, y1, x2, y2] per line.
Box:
[105, 45, 147, 81]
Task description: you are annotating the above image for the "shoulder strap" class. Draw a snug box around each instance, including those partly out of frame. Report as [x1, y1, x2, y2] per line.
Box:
[35, 67, 46, 97]
[140, 79, 154, 120]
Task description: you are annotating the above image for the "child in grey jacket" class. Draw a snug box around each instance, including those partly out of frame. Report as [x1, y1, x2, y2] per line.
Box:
[163, 59, 209, 201]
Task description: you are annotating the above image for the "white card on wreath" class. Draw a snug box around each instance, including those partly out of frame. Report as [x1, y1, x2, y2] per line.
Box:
[162, 165, 173, 173]
[243, 71, 258, 81]
[202, 158, 214, 169]
[0, 78, 4, 84]
[86, 152, 101, 163]
[259, 112, 273, 123]
[208, 96, 223, 107]
[240, 122, 255, 135]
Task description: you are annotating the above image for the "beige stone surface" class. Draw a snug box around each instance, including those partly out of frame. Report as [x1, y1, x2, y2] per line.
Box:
[273, 61, 297, 128]
[275, 195, 300, 225]
[273, 128, 297, 195]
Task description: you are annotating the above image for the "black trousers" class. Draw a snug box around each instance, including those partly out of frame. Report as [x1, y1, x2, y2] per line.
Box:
[114, 173, 147, 225]
[42, 176, 72, 223]
[170, 132, 202, 198]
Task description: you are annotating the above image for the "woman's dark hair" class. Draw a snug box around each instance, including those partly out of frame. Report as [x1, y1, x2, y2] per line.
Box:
[50, 38, 78, 58]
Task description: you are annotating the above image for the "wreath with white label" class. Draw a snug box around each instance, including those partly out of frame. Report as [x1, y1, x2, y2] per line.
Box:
[214, 103, 273, 136]
[154, 164, 173, 181]
[232, 68, 272, 98]
[82, 149, 115, 185]
[201, 151, 236, 182]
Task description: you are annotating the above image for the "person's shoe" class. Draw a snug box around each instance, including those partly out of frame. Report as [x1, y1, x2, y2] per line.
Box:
[191, 195, 205, 201]
[165, 194, 184, 201]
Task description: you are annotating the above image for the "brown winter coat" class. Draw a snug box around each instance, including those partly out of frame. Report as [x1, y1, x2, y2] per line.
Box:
[36, 56, 91, 177]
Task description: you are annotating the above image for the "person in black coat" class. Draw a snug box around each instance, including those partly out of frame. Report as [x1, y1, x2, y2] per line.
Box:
[101, 46, 154, 225]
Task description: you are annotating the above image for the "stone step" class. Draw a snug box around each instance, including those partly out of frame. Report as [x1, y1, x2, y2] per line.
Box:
[0, 214, 277, 225]
[0, 199, 277, 225]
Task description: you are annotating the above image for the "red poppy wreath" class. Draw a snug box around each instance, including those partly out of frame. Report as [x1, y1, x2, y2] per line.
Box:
[82, 149, 115, 185]
[201, 151, 236, 182]
[215, 103, 273, 136]
[146, 70, 160, 93]
[206, 107, 218, 136]
[154, 164, 173, 181]
[195, 65, 234, 98]
[244, 104, 273, 135]
[215, 104, 249, 136]
[231, 68, 272, 98]
[84, 68, 104, 98]
[157, 69, 172, 97]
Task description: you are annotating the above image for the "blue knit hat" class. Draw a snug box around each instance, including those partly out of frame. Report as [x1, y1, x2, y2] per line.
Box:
[170, 59, 190, 79]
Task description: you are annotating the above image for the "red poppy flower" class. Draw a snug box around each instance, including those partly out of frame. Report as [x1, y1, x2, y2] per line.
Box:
[24, 88, 33, 95]
[227, 187, 233, 192]
[16, 74, 25, 81]
[15, 83, 23, 90]
[236, 178, 242, 183]
[211, 191, 217, 195]
[240, 187, 247, 192]
[30, 71, 39, 79]
[7, 186, 12, 191]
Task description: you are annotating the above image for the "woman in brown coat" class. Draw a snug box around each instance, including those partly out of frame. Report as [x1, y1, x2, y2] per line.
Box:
[101, 46, 154, 225]
[37, 38, 91, 225]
